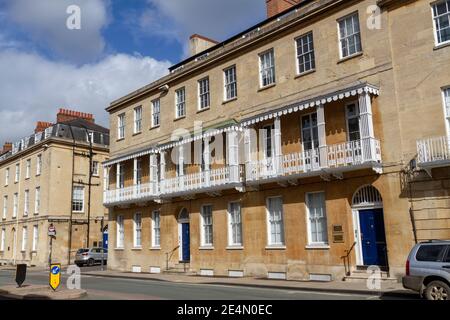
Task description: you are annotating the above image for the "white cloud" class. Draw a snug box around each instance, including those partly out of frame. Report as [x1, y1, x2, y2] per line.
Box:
[0, 48, 170, 142]
[136, 0, 266, 55]
[3, 0, 109, 63]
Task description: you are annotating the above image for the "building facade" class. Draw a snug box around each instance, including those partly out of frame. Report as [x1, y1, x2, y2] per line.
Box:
[0, 109, 110, 267]
[103, 0, 450, 280]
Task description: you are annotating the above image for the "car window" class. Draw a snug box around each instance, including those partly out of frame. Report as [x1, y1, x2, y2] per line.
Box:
[444, 246, 450, 263]
[77, 249, 89, 254]
[416, 245, 446, 262]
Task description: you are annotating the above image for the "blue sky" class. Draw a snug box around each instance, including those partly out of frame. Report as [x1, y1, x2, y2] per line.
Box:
[0, 0, 266, 141]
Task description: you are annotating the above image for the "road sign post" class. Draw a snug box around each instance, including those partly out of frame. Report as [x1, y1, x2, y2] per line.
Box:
[48, 224, 56, 267]
[49, 263, 61, 291]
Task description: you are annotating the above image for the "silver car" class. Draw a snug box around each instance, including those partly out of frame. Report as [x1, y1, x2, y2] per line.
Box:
[75, 248, 108, 267]
[402, 240, 450, 300]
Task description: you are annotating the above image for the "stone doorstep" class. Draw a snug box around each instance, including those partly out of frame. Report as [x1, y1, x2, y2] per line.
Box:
[0, 285, 87, 300]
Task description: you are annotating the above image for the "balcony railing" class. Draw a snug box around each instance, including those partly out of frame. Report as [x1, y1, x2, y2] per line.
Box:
[161, 165, 244, 197]
[417, 136, 450, 165]
[104, 182, 158, 205]
[246, 138, 381, 182]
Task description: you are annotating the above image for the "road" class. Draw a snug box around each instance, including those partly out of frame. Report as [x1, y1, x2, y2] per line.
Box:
[0, 266, 418, 300]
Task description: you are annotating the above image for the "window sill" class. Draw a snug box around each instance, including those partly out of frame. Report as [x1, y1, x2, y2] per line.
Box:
[132, 132, 142, 137]
[131, 247, 142, 251]
[258, 83, 276, 92]
[174, 116, 186, 122]
[265, 245, 286, 250]
[115, 248, 124, 251]
[72, 211, 85, 214]
[34, 213, 39, 216]
[226, 246, 244, 250]
[434, 41, 450, 51]
[337, 52, 363, 64]
[116, 138, 125, 142]
[36, 174, 41, 177]
[199, 246, 214, 250]
[150, 125, 160, 131]
[197, 107, 210, 114]
[305, 244, 330, 250]
[222, 97, 237, 105]
[295, 69, 316, 79]
[150, 246, 161, 251]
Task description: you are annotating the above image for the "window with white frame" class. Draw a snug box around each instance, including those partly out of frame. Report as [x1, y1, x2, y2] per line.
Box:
[35, 187, 40, 214]
[15, 163, 20, 183]
[175, 87, 186, 119]
[117, 113, 125, 140]
[117, 163, 125, 188]
[338, 13, 362, 58]
[306, 192, 328, 245]
[72, 186, 84, 212]
[228, 202, 242, 246]
[152, 210, 161, 247]
[134, 106, 142, 134]
[21, 226, 27, 251]
[267, 197, 285, 246]
[152, 99, 161, 127]
[92, 161, 99, 176]
[32, 225, 38, 252]
[24, 190, 29, 216]
[263, 124, 275, 159]
[346, 102, 361, 141]
[0, 228, 5, 251]
[444, 88, 450, 135]
[433, 1, 450, 45]
[87, 131, 94, 144]
[26, 159, 31, 179]
[103, 167, 109, 191]
[5, 168, 9, 186]
[116, 215, 124, 248]
[201, 205, 213, 246]
[224, 66, 237, 101]
[198, 77, 210, 110]
[296, 32, 315, 74]
[133, 213, 142, 248]
[2, 196, 7, 219]
[36, 155, 42, 175]
[301, 113, 319, 150]
[134, 159, 142, 186]
[259, 49, 276, 87]
[13, 193, 18, 218]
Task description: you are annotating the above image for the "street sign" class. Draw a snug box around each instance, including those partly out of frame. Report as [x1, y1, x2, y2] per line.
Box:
[49, 263, 61, 291]
[15, 264, 27, 288]
[48, 224, 56, 237]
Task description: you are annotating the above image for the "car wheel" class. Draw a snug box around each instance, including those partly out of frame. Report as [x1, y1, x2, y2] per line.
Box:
[88, 259, 95, 267]
[425, 281, 450, 300]
[76, 263, 83, 268]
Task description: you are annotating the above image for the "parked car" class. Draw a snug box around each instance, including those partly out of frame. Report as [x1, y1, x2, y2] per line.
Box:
[402, 240, 450, 300]
[75, 248, 108, 267]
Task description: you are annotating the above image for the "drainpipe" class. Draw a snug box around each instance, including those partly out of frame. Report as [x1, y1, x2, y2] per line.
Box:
[67, 124, 76, 265]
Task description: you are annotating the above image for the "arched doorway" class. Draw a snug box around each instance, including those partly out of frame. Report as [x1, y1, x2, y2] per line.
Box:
[178, 208, 190, 262]
[352, 185, 388, 267]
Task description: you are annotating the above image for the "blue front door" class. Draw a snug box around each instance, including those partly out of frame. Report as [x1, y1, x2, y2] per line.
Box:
[359, 209, 387, 266]
[181, 223, 190, 262]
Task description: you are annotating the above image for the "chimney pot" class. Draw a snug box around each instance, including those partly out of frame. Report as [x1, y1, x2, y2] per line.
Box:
[266, 0, 301, 18]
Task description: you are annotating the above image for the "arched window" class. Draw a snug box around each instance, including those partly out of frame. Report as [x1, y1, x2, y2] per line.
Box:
[352, 185, 382, 207]
[178, 208, 189, 222]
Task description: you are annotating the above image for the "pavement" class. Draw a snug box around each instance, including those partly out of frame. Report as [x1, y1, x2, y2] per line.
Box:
[82, 269, 416, 298]
[0, 284, 86, 300]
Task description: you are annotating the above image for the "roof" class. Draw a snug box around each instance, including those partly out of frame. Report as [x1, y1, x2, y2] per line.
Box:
[59, 118, 109, 134]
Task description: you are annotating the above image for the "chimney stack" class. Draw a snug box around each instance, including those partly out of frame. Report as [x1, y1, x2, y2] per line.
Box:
[1, 142, 12, 154]
[56, 108, 95, 124]
[266, 0, 302, 18]
[189, 34, 219, 56]
[35, 121, 53, 134]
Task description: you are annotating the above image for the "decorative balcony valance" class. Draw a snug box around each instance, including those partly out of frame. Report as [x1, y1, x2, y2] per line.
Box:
[103, 146, 157, 167]
[240, 83, 380, 127]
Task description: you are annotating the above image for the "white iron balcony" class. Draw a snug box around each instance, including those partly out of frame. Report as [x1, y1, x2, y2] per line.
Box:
[417, 136, 450, 173]
[246, 138, 382, 184]
[103, 182, 159, 206]
[160, 165, 244, 198]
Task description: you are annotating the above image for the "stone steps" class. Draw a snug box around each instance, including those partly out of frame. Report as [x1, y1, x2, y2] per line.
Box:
[163, 263, 196, 275]
[344, 270, 398, 283]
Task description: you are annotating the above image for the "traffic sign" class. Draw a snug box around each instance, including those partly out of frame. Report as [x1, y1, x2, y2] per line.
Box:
[48, 224, 56, 237]
[49, 263, 61, 291]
